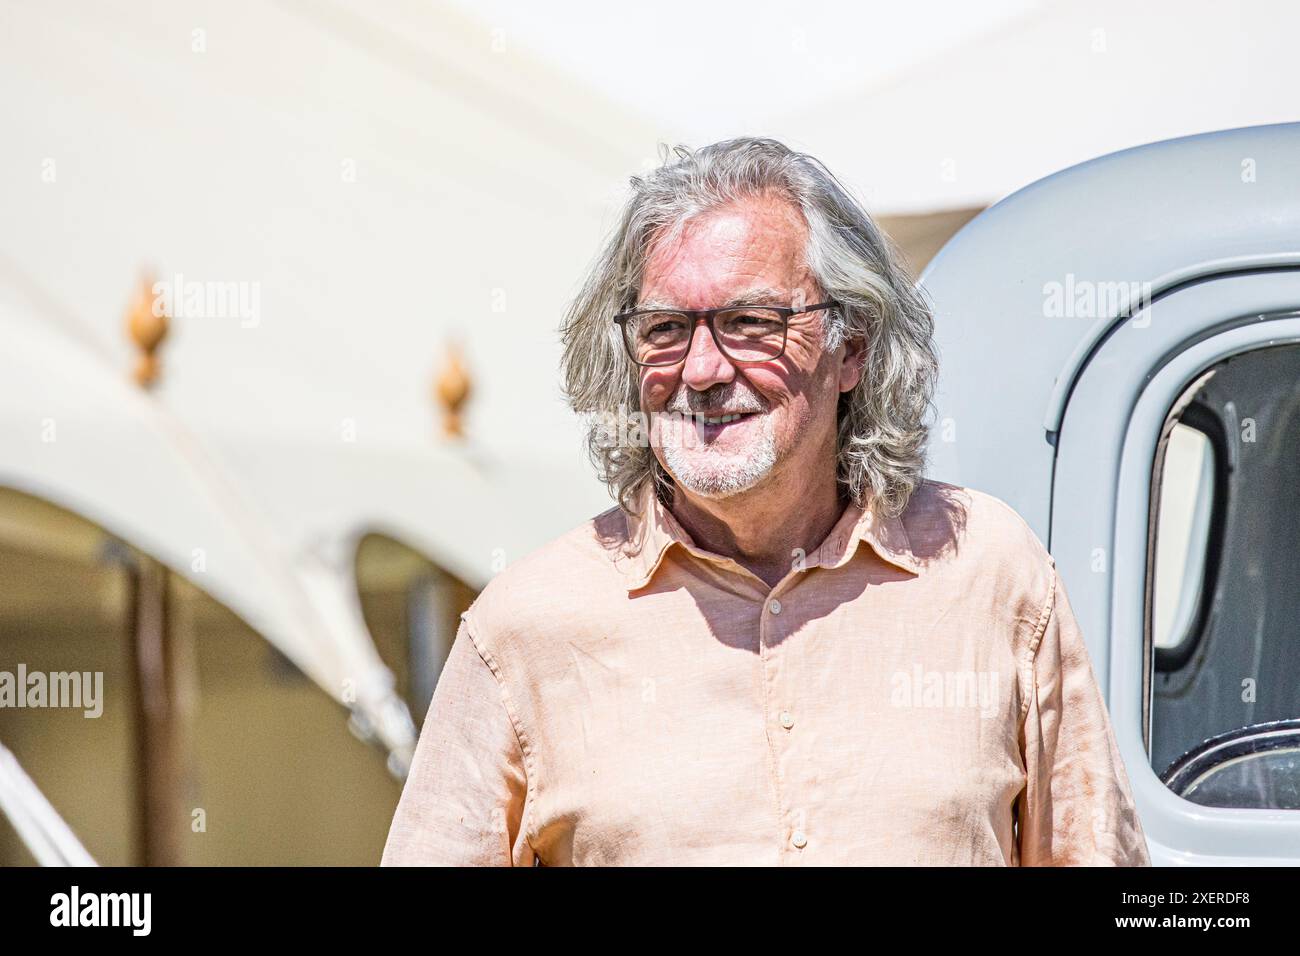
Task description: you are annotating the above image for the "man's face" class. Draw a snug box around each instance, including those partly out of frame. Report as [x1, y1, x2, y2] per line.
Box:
[637, 192, 863, 500]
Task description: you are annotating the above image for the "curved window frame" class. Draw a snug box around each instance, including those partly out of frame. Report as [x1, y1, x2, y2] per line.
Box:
[1147, 401, 1230, 674]
[1050, 274, 1300, 863]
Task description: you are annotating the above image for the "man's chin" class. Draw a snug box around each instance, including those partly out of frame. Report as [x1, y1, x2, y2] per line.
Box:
[661, 454, 775, 500]
[674, 478, 753, 500]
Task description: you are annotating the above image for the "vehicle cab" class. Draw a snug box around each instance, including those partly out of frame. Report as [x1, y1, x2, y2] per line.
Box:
[921, 122, 1300, 864]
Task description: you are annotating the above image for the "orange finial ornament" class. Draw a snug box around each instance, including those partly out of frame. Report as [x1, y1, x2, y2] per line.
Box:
[434, 342, 472, 438]
[126, 272, 170, 388]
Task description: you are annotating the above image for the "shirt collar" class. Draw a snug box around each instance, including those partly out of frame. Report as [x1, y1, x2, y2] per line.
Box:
[615, 481, 921, 591]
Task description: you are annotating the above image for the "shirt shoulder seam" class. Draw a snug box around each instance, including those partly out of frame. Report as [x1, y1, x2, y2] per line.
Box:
[460, 610, 539, 864]
[1020, 560, 1058, 721]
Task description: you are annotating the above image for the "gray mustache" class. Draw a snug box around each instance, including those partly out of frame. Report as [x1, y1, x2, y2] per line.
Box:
[665, 385, 767, 415]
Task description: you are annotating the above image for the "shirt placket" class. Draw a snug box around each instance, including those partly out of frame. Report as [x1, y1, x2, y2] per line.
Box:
[758, 572, 807, 865]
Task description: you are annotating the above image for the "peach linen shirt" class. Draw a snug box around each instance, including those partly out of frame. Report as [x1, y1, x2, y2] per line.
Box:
[382, 478, 1150, 866]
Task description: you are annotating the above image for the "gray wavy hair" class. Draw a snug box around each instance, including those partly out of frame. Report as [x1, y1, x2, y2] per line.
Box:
[560, 137, 938, 519]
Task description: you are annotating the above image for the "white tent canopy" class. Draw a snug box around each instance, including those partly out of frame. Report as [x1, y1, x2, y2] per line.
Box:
[0, 312, 417, 765]
[0, 0, 653, 499]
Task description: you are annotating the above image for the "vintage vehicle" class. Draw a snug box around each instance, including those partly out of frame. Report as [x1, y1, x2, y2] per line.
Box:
[921, 121, 1300, 864]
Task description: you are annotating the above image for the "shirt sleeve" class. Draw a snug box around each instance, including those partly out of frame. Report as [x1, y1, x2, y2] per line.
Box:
[381, 617, 534, 866]
[1017, 564, 1151, 866]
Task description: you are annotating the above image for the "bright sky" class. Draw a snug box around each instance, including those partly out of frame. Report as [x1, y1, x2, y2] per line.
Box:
[447, 0, 1042, 142]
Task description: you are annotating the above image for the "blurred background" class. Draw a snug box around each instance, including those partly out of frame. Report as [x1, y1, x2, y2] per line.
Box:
[1, 0, 1297, 865]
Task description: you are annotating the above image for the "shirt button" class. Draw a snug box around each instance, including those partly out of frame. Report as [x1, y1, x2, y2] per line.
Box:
[779, 711, 794, 729]
[791, 830, 808, 849]
[768, 599, 782, 615]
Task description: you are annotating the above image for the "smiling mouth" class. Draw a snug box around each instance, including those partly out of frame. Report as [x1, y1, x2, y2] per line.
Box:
[692, 411, 761, 432]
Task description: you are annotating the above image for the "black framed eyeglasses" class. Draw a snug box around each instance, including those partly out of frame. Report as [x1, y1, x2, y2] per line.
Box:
[613, 301, 837, 368]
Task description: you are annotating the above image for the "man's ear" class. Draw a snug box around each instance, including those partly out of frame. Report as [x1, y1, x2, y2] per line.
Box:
[838, 335, 868, 393]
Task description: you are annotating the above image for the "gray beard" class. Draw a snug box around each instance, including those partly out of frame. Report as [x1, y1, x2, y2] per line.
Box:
[660, 412, 778, 499]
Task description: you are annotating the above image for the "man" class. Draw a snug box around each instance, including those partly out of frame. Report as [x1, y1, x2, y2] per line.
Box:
[382, 137, 1150, 866]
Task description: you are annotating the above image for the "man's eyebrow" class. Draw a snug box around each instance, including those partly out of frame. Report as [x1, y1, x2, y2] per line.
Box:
[636, 287, 790, 310]
[722, 287, 788, 307]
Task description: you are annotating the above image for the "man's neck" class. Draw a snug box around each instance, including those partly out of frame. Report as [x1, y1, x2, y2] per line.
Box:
[666, 468, 845, 589]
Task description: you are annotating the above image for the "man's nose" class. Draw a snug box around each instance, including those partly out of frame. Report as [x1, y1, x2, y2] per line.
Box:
[681, 319, 736, 391]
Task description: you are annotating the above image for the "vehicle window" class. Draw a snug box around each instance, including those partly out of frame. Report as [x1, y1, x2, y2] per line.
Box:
[1151, 423, 1216, 656]
[1147, 344, 1300, 808]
